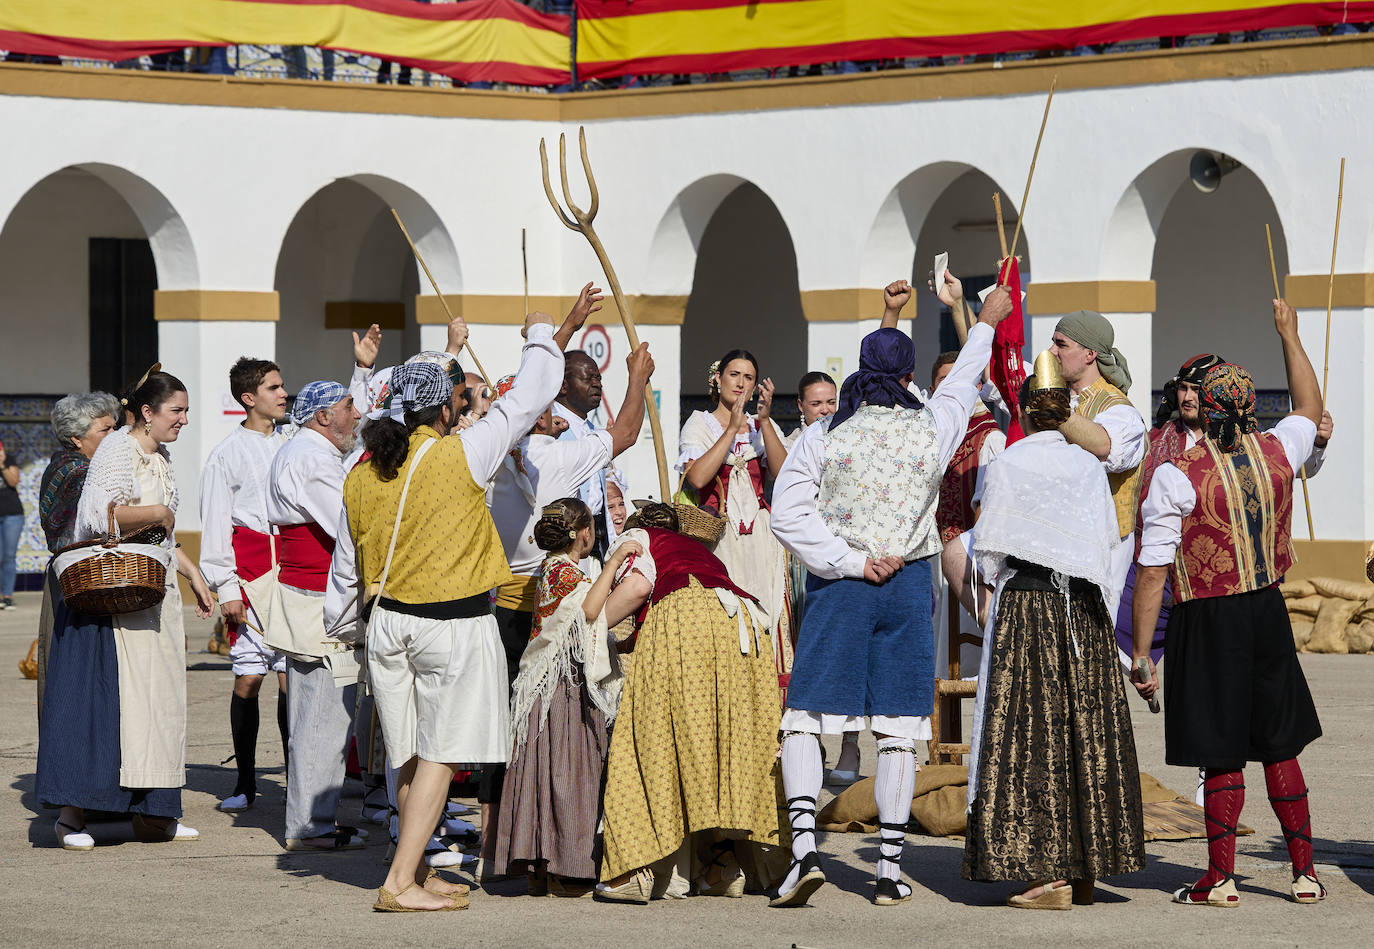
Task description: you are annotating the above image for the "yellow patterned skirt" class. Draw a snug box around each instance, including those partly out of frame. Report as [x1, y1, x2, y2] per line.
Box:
[600, 578, 785, 881]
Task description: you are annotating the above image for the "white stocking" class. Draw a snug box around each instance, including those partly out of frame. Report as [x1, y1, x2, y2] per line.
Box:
[778, 730, 823, 894]
[874, 736, 915, 889]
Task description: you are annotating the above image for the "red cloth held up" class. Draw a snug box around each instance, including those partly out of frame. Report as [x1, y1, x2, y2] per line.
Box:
[990, 256, 1027, 445]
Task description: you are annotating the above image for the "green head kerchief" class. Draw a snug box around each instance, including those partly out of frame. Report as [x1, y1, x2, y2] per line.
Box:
[1054, 309, 1133, 394]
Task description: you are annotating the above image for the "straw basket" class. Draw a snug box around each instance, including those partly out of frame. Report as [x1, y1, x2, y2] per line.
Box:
[56, 504, 168, 615]
[671, 472, 727, 545]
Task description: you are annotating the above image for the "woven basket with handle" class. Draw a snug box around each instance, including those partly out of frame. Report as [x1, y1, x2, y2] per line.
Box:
[671, 470, 727, 545]
[56, 503, 168, 615]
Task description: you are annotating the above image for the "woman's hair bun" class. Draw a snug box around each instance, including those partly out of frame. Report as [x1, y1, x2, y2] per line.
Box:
[534, 497, 593, 553]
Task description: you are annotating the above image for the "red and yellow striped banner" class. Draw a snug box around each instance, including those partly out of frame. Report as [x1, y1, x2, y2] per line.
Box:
[0, 0, 571, 85]
[574, 0, 1373, 79]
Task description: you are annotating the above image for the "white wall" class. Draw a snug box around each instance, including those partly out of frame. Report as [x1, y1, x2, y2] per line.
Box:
[2, 63, 1373, 537]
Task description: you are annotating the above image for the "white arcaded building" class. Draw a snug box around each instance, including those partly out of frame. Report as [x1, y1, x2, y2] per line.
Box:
[1, 34, 1371, 578]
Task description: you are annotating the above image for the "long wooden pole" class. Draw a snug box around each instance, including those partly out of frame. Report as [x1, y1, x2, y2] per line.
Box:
[999, 76, 1056, 289]
[1321, 158, 1345, 408]
[390, 209, 493, 388]
[521, 227, 529, 317]
[1267, 222, 1315, 540]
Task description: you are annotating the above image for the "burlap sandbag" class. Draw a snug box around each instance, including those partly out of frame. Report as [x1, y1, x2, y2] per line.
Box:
[1307, 596, 1359, 654]
[1285, 595, 1324, 618]
[816, 765, 969, 835]
[1309, 576, 1374, 601]
[1291, 620, 1315, 651]
[1347, 619, 1374, 654]
[1280, 580, 1316, 599]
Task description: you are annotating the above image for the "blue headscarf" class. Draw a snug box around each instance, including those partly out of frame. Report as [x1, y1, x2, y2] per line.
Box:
[830, 327, 923, 429]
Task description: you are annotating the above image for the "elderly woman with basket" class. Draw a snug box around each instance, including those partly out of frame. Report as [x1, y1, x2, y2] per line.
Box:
[37, 369, 214, 851]
[678, 350, 793, 689]
[34, 392, 122, 718]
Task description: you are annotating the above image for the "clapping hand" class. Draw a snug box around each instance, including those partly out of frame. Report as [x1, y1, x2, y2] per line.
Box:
[352, 323, 382, 369]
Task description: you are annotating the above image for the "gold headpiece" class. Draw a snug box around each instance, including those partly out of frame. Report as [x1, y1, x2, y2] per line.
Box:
[1027, 349, 1067, 393]
[120, 361, 162, 406]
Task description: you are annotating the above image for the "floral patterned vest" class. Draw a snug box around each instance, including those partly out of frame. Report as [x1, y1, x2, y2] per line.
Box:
[1075, 377, 1144, 538]
[936, 411, 1000, 544]
[819, 403, 943, 562]
[1170, 431, 1294, 602]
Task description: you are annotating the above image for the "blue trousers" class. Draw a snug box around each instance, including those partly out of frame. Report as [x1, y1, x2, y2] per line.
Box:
[0, 513, 23, 596]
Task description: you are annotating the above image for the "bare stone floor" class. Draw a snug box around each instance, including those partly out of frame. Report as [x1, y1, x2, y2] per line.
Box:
[1, 591, 1370, 948]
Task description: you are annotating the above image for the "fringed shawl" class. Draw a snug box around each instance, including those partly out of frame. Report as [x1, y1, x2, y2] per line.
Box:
[74, 430, 177, 543]
[509, 554, 622, 758]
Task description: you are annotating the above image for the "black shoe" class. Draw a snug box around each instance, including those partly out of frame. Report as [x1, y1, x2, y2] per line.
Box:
[873, 878, 912, 906]
[769, 852, 826, 908]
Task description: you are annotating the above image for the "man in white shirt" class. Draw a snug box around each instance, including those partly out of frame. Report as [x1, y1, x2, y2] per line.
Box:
[199, 358, 290, 813]
[1132, 299, 1325, 908]
[553, 350, 613, 558]
[267, 380, 364, 851]
[1049, 311, 1147, 618]
[768, 288, 1012, 909]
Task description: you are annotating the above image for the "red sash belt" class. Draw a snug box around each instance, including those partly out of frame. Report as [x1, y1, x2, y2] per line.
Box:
[277, 522, 334, 593]
[230, 526, 273, 585]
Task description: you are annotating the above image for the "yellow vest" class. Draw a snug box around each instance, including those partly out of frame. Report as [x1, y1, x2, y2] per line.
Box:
[1074, 378, 1144, 538]
[343, 426, 511, 605]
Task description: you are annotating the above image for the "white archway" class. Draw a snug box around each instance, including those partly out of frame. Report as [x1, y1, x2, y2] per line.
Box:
[1104, 149, 1290, 390]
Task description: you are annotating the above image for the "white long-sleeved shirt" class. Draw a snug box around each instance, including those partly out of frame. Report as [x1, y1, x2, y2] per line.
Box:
[491, 429, 614, 577]
[324, 323, 564, 630]
[552, 402, 607, 515]
[772, 322, 995, 580]
[1137, 414, 1316, 567]
[267, 427, 347, 537]
[198, 424, 288, 602]
[1070, 395, 1146, 475]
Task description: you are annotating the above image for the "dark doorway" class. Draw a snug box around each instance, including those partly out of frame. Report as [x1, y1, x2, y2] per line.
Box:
[88, 237, 157, 396]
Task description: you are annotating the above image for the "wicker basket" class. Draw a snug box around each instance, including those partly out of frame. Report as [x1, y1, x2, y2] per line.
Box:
[56, 504, 169, 615]
[671, 472, 727, 545]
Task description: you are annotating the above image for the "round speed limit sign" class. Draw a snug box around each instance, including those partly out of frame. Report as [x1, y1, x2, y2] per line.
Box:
[579, 325, 612, 372]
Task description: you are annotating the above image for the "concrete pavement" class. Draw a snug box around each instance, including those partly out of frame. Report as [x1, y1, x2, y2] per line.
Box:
[1, 591, 1371, 948]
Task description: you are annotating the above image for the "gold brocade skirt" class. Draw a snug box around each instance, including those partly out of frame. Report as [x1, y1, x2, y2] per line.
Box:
[600, 578, 785, 881]
[962, 584, 1145, 882]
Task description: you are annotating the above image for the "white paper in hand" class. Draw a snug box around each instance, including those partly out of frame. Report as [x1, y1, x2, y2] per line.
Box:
[978, 283, 1027, 306]
[933, 252, 949, 299]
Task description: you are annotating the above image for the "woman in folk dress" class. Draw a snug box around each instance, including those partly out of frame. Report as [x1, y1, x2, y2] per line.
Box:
[678, 349, 793, 691]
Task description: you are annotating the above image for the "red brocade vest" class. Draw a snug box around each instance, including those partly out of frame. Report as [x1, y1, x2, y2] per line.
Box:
[633, 527, 757, 627]
[277, 522, 335, 593]
[936, 411, 1001, 544]
[1170, 431, 1294, 603]
[697, 456, 769, 532]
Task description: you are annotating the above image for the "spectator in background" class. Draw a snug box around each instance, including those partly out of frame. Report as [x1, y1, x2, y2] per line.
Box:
[0, 439, 22, 610]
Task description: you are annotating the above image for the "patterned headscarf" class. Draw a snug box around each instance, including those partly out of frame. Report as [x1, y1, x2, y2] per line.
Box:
[291, 380, 349, 426]
[830, 327, 923, 429]
[1154, 352, 1225, 428]
[1200, 363, 1258, 453]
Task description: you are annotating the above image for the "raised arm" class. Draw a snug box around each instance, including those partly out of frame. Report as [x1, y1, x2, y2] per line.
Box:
[606, 343, 654, 456]
[1275, 298, 1321, 425]
[684, 385, 751, 491]
[754, 380, 789, 478]
[881, 279, 913, 329]
[553, 282, 603, 351]
[459, 314, 562, 484]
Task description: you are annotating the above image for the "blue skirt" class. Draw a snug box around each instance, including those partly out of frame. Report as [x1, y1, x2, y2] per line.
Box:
[36, 594, 181, 817]
[784, 558, 934, 718]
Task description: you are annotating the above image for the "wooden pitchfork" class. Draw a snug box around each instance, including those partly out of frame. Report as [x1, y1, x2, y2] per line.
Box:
[539, 126, 671, 501]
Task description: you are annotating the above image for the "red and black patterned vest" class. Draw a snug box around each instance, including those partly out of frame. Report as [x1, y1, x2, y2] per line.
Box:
[633, 527, 757, 627]
[1133, 420, 1191, 558]
[1171, 431, 1294, 602]
[936, 411, 1001, 544]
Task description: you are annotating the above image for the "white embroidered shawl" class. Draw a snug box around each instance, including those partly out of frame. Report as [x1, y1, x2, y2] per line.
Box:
[74, 430, 178, 543]
[509, 554, 622, 757]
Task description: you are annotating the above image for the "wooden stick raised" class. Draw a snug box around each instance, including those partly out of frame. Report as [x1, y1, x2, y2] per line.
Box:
[390, 209, 493, 388]
[539, 127, 672, 501]
[993, 192, 1010, 262]
[521, 227, 529, 319]
[1000, 76, 1057, 288]
[1321, 158, 1345, 408]
[1267, 222, 1315, 540]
